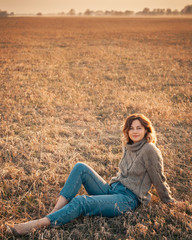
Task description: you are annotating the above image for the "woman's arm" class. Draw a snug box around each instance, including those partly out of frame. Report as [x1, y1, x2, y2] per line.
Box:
[143, 144, 175, 204]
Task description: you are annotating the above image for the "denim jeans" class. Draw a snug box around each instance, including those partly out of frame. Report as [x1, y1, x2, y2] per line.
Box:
[46, 162, 139, 226]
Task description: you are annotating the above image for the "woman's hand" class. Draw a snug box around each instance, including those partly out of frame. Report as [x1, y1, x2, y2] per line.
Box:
[166, 198, 176, 205]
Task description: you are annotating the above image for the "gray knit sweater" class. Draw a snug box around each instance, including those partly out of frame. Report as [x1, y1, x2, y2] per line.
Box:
[110, 138, 173, 205]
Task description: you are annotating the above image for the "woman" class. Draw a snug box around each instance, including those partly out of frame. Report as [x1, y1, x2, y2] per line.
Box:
[6, 113, 174, 236]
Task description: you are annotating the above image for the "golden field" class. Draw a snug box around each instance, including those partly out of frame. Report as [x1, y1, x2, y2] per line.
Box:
[0, 16, 192, 239]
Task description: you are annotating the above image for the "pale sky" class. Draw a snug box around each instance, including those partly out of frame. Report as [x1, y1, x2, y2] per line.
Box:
[0, 0, 191, 14]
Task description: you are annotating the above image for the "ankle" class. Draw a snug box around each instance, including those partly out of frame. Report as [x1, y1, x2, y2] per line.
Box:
[50, 196, 68, 214]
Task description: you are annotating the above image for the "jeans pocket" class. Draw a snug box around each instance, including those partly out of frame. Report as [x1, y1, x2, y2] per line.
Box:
[109, 182, 119, 193]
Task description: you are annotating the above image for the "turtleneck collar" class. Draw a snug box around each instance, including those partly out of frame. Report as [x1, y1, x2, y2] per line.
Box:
[126, 138, 147, 152]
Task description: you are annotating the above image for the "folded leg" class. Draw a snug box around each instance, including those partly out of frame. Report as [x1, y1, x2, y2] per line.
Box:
[46, 193, 137, 226]
[60, 162, 110, 201]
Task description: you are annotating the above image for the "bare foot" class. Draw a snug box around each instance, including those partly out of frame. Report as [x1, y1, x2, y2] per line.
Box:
[12, 218, 50, 235]
[13, 220, 39, 235]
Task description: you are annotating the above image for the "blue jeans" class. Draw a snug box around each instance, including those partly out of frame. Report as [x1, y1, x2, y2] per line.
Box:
[46, 162, 139, 226]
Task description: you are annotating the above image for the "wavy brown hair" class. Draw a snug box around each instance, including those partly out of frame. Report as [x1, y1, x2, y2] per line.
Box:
[123, 113, 156, 144]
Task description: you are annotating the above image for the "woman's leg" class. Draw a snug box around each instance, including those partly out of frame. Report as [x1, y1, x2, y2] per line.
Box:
[49, 196, 68, 214]
[46, 192, 138, 226]
[59, 162, 110, 201]
[8, 162, 110, 235]
[50, 162, 110, 214]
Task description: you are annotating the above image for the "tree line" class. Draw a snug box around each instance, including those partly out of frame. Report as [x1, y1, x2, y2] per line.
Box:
[0, 5, 192, 17]
[63, 5, 192, 16]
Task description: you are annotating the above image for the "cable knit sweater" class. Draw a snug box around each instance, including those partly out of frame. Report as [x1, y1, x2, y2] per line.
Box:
[110, 138, 173, 205]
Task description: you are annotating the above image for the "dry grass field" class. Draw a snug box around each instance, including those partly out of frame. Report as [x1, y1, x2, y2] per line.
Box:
[0, 16, 192, 239]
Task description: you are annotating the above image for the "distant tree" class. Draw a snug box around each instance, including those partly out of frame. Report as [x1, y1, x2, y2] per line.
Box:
[142, 8, 150, 14]
[113, 11, 120, 15]
[105, 10, 116, 16]
[0, 10, 8, 17]
[124, 10, 134, 15]
[36, 12, 42, 16]
[166, 8, 172, 15]
[161, 9, 166, 14]
[68, 9, 76, 15]
[105, 10, 111, 15]
[84, 9, 93, 16]
[181, 5, 192, 14]
[152, 9, 163, 15]
[156, 9, 165, 15]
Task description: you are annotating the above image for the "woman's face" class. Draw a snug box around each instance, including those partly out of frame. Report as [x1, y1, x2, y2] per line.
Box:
[128, 119, 147, 143]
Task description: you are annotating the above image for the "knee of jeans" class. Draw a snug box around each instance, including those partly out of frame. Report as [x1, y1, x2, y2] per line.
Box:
[71, 195, 87, 214]
[74, 162, 87, 172]
[73, 195, 87, 205]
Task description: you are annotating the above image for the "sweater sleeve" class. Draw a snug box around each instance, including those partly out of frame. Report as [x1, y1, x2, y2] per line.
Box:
[144, 144, 174, 204]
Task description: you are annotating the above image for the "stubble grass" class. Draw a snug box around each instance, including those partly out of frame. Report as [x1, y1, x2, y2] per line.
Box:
[0, 16, 192, 239]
